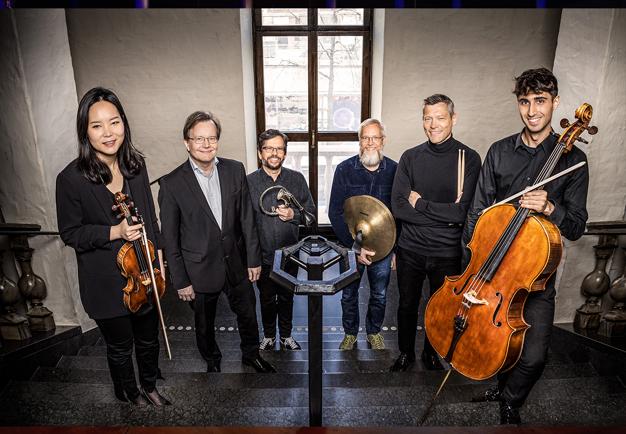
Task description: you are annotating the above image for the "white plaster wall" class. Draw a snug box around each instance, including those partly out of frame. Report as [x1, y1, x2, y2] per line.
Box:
[381, 9, 561, 162]
[0, 10, 87, 328]
[553, 9, 626, 323]
[65, 9, 248, 183]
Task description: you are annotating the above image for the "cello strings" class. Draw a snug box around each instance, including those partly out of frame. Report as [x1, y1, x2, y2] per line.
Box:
[457, 141, 565, 317]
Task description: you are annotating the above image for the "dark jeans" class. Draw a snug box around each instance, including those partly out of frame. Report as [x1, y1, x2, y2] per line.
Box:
[341, 252, 392, 335]
[256, 266, 295, 338]
[396, 246, 461, 360]
[499, 280, 556, 408]
[192, 278, 260, 364]
[95, 308, 159, 400]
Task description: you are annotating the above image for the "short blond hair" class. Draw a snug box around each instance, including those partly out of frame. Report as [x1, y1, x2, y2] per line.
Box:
[358, 118, 386, 139]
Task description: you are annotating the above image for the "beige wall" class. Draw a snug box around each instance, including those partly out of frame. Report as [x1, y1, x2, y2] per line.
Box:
[552, 9, 626, 323]
[0, 10, 86, 328]
[381, 9, 561, 161]
[65, 9, 247, 183]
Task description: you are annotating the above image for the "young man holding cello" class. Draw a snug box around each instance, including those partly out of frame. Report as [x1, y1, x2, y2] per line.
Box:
[463, 68, 589, 424]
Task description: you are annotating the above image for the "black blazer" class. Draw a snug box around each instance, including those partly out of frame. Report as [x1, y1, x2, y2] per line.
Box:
[56, 160, 161, 320]
[158, 158, 261, 293]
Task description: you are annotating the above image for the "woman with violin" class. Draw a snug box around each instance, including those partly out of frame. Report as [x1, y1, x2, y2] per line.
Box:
[56, 87, 171, 406]
[460, 68, 589, 424]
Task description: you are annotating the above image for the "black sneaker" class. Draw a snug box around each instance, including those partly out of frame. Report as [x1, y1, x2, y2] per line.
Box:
[280, 336, 302, 350]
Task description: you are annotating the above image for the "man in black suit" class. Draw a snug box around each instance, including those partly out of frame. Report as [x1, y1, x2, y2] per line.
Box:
[158, 111, 275, 373]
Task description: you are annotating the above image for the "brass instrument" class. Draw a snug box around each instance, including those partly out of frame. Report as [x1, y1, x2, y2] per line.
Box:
[259, 185, 316, 227]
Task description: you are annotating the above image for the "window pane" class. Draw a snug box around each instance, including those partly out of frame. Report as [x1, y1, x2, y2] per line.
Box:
[318, 9, 364, 26]
[282, 141, 309, 194]
[318, 141, 359, 224]
[318, 36, 363, 132]
[263, 36, 308, 131]
[262, 9, 308, 26]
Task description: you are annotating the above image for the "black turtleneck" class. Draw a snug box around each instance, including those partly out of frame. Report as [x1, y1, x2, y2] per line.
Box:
[391, 136, 482, 257]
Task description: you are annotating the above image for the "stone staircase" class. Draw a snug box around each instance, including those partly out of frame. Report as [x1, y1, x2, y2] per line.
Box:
[1, 326, 625, 427]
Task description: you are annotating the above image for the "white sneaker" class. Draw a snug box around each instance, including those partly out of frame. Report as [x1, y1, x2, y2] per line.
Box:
[280, 336, 302, 350]
[259, 337, 276, 350]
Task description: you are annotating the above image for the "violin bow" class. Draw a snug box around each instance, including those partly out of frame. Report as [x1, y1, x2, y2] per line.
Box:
[139, 217, 172, 360]
[479, 161, 586, 215]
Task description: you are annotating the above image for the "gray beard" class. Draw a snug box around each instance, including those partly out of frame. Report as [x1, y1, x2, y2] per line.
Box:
[359, 150, 383, 168]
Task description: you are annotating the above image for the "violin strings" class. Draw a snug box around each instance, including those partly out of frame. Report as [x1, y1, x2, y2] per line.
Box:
[456, 141, 565, 320]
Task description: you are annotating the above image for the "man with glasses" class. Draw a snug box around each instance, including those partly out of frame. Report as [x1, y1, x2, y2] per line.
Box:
[329, 118, 398, 351]
[159, 111, 276, 373]
[390, 94, 481, 372]
[247, 129, 315, 351]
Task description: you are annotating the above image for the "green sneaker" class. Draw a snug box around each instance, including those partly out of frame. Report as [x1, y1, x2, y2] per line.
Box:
[367, 333, 385, 350]
[339, 334, 357, 350]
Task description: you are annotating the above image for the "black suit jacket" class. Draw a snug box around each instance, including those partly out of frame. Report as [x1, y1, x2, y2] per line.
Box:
[56, 160, 161, 320]
[158, 158, 261, 293]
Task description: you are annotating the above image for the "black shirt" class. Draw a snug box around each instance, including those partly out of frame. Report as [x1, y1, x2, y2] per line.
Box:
[247, 167, 316, 266]
[391, 136, 482, 257]
[463, 130, 589, 246]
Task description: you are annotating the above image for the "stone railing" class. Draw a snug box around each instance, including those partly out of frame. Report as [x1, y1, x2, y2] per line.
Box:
[575, 221, 626, 337]
[0, 223, 58, 343]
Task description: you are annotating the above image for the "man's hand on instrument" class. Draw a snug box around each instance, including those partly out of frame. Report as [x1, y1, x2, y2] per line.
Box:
[519, 189, 554, 216]
[178, 284, 195, 302]
[248, 266, 261, 282]
[276, 204, 294, 221]
[112, 219, 143, 242]
[408, 191, 422, 208]
[391, 253, 396, 270]
[357, 247, 376, 266]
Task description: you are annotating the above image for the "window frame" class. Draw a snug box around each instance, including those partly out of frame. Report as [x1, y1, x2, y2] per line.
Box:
[252, 8, 373, 236]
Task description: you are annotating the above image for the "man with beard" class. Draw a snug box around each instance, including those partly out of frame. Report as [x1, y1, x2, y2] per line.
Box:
[248, 129, 315, 351]
[464, 68, 588, 424]
[329, 118, 398, 350]
[390, 94, 481, 372]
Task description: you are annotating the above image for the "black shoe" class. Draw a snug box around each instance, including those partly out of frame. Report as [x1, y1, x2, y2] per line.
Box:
[128, 392, 150, 406]
[421, 350, 444, 371]
[140, 387, 172, 406]
[390, 353, 415, 372]
[206, 360, 221, 373]
[471, 385, 501, 402]
[242, 355, 277, 373]
[499, 401, 521, 425]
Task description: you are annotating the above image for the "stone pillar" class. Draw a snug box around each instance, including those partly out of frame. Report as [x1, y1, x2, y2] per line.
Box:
[599, 246, 626, 337]
[575, 235, 617, 329]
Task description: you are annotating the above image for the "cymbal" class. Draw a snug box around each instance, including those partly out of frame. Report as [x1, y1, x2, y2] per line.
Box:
[343, 195, 396, 263]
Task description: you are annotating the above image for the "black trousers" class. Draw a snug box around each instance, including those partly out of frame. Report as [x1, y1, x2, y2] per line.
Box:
[192, 277, 260, 364]
[256, 266, 295, 339]
[95, 307, 159, 400]
[499, 280, 556, 408]
[396, 246, 461, 360]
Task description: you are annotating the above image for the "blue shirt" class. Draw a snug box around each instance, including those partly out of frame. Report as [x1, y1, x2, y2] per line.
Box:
[189, 157, 222, 230]
[328, 155, 398, 247]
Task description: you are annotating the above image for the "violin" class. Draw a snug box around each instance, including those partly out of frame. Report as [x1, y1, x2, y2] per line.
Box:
[424, 104, 597, 381]
[113, 192, 166, 313]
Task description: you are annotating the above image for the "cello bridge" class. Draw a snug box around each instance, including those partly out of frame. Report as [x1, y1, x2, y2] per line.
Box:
[462, 290, 489, 309]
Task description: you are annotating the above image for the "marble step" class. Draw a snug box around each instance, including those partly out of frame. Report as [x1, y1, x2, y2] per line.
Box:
[79, 345, 399, 361]
[1, 380, 625, 426]
[27, 366, 626, 403]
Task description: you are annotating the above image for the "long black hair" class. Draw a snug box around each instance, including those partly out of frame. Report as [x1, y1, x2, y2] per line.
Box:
[76, 87, 144, 184]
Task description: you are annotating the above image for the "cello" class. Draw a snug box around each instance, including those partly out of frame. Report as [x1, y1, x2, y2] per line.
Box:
[424, 103, 597, 381]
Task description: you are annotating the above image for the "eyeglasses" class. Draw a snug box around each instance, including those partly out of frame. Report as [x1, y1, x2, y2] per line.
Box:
[261, 146, 286, 154]
[189, 136, 218, 145]
[360, 136, 383, 144]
